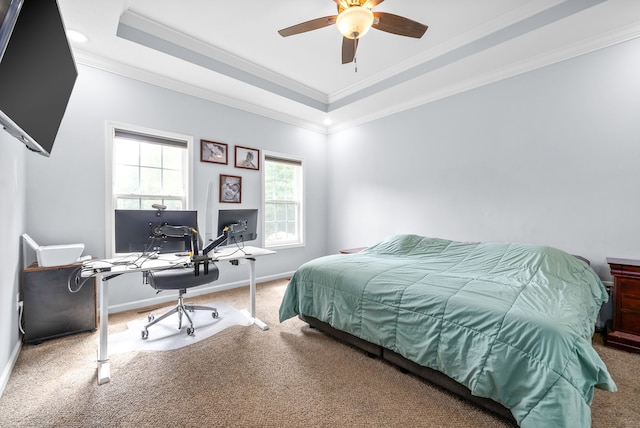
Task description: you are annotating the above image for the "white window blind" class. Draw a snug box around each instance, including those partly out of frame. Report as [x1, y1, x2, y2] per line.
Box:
[112, 129, 188, 210]
[263, 155, 304, 248]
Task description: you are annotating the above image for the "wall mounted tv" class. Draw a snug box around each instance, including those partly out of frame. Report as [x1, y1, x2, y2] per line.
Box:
[0, 0, 78, 157]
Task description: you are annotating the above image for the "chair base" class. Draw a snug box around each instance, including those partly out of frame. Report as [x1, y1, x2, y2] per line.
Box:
[141, 290, 218, 339]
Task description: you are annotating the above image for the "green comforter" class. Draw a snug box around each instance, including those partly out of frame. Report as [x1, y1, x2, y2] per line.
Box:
[279, 235, 617, 427]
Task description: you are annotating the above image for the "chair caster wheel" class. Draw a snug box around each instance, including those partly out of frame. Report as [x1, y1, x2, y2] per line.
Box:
[212, 311, 219, 319]
[141, 329, 149, 339]
[187, 327, 195, 336]
[147, 315, 154, 322]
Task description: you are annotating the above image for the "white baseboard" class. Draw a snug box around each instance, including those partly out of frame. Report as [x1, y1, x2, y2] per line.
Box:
[0, 340, 22, 398]
[108, 271, 295, 314]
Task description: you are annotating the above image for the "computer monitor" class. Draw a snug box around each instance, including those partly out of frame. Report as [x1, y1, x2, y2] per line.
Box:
[114, 209, 199, 254]
[216, 209, 258, 246]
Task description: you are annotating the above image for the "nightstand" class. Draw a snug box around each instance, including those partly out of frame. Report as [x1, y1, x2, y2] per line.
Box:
[339, 247, 367, 254]
[606, 257, 640, 353]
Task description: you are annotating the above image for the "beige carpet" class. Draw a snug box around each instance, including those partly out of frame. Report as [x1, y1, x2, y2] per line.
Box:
[1, 279, 638, 427]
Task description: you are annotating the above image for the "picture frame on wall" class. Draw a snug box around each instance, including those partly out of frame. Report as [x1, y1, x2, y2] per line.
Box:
[219, 174, 242, 203]
[235, 145, 260, 170]
[201, 140, 228, 165]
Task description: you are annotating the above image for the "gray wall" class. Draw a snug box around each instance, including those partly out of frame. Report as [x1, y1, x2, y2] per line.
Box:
[0, 130, 25, 393]
[24, 65, 328, 311]
[327, 37, 640, 280]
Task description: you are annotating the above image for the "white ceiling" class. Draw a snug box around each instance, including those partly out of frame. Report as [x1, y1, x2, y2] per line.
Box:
[58, 0, 640, 133]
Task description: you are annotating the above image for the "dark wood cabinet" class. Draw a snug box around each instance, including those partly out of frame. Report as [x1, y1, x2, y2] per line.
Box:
[606, 257, 640, 352]
[22, 262, 97, 343]
[339, 247, 367, 254]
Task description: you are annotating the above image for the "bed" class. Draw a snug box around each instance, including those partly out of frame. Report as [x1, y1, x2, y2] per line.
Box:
[279, 234, 617, 427]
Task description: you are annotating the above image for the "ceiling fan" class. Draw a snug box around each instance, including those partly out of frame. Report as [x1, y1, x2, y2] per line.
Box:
[278, 0, 428, 64]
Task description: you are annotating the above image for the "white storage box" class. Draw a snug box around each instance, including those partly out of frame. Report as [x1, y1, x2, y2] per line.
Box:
[22, 233, 85, 267]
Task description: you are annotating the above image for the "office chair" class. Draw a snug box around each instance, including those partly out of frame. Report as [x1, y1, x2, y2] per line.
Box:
[141, 263, 220, 339]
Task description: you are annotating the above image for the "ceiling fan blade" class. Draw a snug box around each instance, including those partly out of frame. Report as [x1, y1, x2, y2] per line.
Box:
[372, 12, 428, 38]
[363, 0, 385, 8]
[278, 16, 337, 37]
[342, 37, 358, 64]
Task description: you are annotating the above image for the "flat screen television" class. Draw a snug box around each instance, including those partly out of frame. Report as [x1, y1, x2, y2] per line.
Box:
[0, 0, 20, 61]
[0, 0, 77, 156]
[114, 209, 200, 254]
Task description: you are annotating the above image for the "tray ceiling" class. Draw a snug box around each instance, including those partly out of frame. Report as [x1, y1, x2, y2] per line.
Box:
[58, 0, 640, 132]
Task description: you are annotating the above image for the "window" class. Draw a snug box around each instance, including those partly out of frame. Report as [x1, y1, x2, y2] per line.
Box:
[263, 154, 303, 248]
[106, 123, 193, 255]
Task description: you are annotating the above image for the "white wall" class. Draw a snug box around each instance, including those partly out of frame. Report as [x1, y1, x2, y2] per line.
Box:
[25, 65, 328, 310]
[327, 37, 640, 280]
[0, 130, 26, 394]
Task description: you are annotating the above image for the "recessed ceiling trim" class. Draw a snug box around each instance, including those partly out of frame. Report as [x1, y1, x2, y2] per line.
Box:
[116, 0, 606, 115]
[328, 0, 567, 103]
[117, 9, 330, 111]
[328, 0, 606, 111]
[74, 15, 640, 136]
[328, 19, 640, 134]
[69, 0, 639, 135]
[72, 50, 329, 134]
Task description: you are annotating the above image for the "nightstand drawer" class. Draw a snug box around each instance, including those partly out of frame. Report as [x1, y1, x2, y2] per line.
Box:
[620, 294, 640, 311]
[619, 278, 640, 298]
[620, 311, 640, 333]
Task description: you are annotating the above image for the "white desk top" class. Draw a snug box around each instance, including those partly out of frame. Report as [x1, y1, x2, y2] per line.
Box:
[210, 245, 276, 261]
[82, 246, 275, 277]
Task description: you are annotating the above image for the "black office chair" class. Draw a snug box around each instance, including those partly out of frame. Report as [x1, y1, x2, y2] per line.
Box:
[141, 263, 219, 339]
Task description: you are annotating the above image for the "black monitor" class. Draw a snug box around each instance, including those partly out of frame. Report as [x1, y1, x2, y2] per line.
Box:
[217, 209, 258, 246]
[114, 209, 199, 254]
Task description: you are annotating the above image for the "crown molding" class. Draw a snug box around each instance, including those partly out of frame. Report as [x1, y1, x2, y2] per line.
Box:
[73, 17, 640, 136]
[328, 0, 566, 103]
[118, 9, 329, 107]
[327, 21, 640, 133]
[73, 51, 329, 135]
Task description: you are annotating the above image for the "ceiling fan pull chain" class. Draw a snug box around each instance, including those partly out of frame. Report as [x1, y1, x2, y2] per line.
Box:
[354, 56, 358, 73]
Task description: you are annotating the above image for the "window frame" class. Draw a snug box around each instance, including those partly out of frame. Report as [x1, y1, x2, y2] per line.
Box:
[105, 121, 194, 256]
[262, 151, 305, 250]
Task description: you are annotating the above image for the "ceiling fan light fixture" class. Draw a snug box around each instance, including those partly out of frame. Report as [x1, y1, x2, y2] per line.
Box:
[336, 6, 374, 39]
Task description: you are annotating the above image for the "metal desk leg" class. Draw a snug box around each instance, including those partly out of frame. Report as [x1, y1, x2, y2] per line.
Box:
[97, 273, 110, 385]
[248, 258, 268, 330]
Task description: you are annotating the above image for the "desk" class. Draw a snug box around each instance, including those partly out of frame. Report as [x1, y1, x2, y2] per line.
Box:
[83, 245, 275, 385]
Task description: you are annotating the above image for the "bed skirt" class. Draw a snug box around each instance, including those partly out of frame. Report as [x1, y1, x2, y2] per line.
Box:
[299, 314, 517, 424]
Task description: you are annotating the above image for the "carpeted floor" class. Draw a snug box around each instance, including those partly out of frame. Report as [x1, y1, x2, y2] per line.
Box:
[1, 279, 638, 427]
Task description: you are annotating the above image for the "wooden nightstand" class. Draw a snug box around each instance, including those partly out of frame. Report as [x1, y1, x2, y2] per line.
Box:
[606, 257, 640, 353]
[339, 247, 367, 254]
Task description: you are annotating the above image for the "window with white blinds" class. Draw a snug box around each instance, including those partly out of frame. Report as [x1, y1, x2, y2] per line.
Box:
[263, 155, 304, 248]
[112, 129, 189, 210]
[105, 123, 193, 256]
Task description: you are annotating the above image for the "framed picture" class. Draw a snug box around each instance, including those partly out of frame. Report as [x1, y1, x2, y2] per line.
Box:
[219, 174, 242, 203]
[235, 145, 260, 170]
[201, 140, 228, 164]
